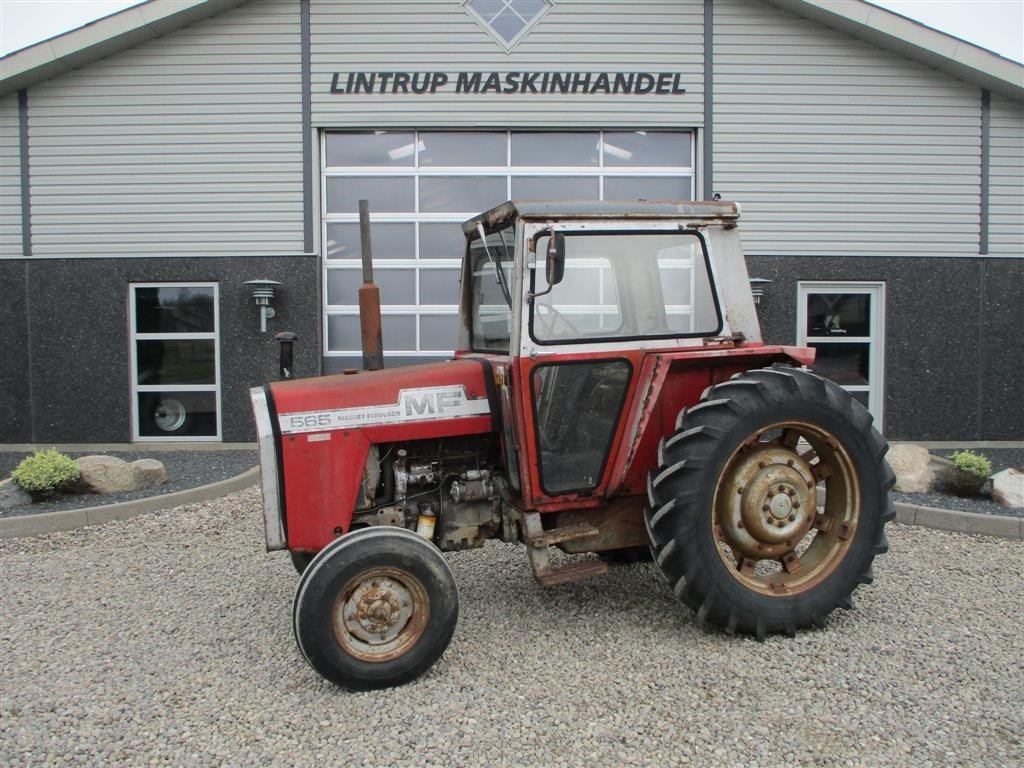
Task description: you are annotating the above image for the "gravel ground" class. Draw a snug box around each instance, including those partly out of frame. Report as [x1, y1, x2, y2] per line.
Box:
[0, 451, 257, 518]
[1, 488, 1022, 767]
[892, 447, 1024, 517]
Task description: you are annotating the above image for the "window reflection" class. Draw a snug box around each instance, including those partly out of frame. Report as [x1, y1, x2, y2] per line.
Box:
[807, 294, 871, 337]
[134, 287, 214, 334]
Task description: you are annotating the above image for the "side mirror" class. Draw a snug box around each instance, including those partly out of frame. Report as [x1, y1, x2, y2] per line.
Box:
[546, 233, 565, 287]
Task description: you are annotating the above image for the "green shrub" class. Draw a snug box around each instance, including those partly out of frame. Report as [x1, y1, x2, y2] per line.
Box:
[950, 450, 992, 479]
[11, 450, 80, 497]
[942, 450, 992, 497]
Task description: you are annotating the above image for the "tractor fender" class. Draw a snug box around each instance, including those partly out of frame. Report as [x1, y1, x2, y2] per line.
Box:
[607, 345, 815, 496]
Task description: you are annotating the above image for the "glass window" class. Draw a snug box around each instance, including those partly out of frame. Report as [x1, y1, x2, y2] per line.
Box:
[419, 223, 467, 260]
[326, 222, 414, 260]
[531, 232, 719, 343]
[322, 130, 695, 364]
[419, 176, 507, 213]
[134, 286, 214, 334]
[467, 0, 549, 44]
[603, 176, 689, 200]
[325, 131, 416, 167]
[131, 283, 219, 441]
[798, 283, 886, 430]
[327, 268, 415, 306]
[326, 177, 414, 214]
[532, 360, 631, 493]
[511, 176, 598, 199]
[807, 294, 871, 337]
[601, 131, 691, 167]
[419, 268, 461, 306]
[469, 224, 515, 353]
[420, 315, 457, 350]
[418, 132, 506, 166]
[328, 314, 416, 352]
[136, 340, 215, 385]
[511, 132, 599, 167]
[808, 342, 870, 386]
[137, 391, 218, 438]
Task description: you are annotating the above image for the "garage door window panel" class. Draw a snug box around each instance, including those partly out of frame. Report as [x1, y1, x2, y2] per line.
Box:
[322, 130, 694, 367]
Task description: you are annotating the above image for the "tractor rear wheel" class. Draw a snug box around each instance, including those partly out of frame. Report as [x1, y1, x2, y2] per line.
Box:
[646, 366, 893, 639]
[293, 527, 459, 689]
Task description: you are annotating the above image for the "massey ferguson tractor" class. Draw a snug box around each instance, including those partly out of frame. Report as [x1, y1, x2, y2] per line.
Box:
[250, 200, 893, 690]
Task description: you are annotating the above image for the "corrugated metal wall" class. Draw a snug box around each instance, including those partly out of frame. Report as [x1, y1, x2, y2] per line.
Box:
[0, 95, 21, 257]
[989, 95, 1024, 256]
[309, 0, 705, 128]
[24, 0, 304, 258]
[713, 0, 984, 257]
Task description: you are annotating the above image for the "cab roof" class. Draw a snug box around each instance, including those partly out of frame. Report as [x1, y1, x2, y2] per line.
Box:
[462, 200, 741, 235]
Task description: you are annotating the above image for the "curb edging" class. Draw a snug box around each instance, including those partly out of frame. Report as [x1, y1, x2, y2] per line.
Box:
[0, 466, 260, 539]
[3, 474, 1020, 541]
[894, 501, 1022, 539]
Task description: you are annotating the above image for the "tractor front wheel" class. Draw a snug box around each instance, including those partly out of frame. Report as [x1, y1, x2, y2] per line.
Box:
[646, 366, 893, 639]
[293, 527, 459, 689]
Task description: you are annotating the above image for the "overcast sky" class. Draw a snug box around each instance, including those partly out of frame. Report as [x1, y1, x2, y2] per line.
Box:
[1, 0, 1022, 62]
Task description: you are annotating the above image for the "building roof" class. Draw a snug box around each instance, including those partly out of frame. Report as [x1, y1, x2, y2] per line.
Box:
[1, 0, 1022, 101]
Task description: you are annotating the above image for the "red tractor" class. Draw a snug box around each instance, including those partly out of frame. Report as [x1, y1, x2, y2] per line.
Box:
[250, 200, 893, 690]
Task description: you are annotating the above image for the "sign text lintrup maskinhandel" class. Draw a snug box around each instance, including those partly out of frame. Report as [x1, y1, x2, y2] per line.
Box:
[330, 71, 687, 96]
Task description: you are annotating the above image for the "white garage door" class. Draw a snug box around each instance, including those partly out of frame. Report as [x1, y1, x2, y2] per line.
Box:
[321, 129, 695, 372]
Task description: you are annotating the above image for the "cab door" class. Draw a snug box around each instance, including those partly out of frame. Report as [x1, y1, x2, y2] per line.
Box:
[513, 223, 722, 509]
[518, 353, 638, 507]
[514, 227, 641, 507]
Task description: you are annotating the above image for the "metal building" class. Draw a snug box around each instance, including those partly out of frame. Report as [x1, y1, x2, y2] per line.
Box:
[1, 0, 1021, 443]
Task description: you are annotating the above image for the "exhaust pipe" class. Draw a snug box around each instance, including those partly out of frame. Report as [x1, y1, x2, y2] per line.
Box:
[358, 198, 385, 371]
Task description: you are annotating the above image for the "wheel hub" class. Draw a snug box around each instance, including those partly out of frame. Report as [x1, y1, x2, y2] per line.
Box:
[719, 446, 817, 559]
[341, 577, 414, 645]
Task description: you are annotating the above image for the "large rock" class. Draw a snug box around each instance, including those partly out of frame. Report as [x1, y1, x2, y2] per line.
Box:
[0, 478, 32, 510]
[73, 455, 139, 494]
[887, 444, 935, 493]
[991, 468, 1024, 509]
[131, 459, 167, 488]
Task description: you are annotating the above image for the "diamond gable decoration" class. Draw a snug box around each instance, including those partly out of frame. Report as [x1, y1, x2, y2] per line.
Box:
[464, 0, 552, 51]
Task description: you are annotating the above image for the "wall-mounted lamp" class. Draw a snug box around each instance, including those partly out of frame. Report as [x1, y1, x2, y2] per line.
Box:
[243, 279, 282, 333]
[749, 277, 773, 305]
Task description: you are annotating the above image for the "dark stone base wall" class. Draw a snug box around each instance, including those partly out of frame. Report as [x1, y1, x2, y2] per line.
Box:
[2, 253, 1020, 443]
[0, 256, 320, 444]
[746, 255, 1024, 441]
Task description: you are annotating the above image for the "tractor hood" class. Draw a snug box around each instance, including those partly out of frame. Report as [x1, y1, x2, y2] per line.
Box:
[269, 358, 495, 438]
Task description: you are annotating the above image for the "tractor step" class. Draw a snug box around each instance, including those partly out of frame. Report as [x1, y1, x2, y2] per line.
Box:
[533, 559, 610, 587]
[523, 522, 600, 548]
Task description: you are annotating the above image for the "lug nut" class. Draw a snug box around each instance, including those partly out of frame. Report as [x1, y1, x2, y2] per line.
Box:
[788, 514, 796, 522]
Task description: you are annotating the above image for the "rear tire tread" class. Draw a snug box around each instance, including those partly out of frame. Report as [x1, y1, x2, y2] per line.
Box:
[644, 366, 892, 640]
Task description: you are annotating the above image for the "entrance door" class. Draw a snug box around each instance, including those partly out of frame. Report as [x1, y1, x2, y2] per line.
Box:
[797, 282, 886, 430]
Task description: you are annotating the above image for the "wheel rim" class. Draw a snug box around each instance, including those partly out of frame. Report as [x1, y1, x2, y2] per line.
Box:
[712, 421, 860, 596]
[332, 567, 429, 663]
[154, 399, 187, 432]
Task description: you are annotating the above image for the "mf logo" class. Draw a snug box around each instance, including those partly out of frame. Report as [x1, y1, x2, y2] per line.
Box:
[401, 388, 463, 416]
